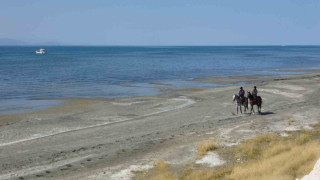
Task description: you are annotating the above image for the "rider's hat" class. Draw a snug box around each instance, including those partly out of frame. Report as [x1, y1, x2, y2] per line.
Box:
[240, 87, 243, 89]
[254, 86, 257, 88]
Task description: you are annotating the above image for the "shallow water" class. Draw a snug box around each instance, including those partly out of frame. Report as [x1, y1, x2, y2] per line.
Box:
[0, 46, 319, 114]
[0, 99, 62, 115]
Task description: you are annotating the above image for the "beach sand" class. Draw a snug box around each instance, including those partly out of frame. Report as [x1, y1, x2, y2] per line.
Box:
[1, 72, 320, 180]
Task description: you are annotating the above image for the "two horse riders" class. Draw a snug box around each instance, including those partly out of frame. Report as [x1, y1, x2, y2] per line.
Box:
[239, 86, 259, 101]
[236, 86, 262, 114]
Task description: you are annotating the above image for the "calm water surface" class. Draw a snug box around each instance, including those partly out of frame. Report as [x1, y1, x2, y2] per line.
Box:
[0, 46, 319, 114]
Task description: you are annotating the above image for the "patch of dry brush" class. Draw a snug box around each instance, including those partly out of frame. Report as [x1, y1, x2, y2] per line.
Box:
[230, 141, 320, 180]
[135, 125, 320, 180]
[197, 140, 220, 156]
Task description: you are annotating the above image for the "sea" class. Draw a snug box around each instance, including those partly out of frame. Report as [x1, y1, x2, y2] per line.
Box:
[0, 46, 320, 114]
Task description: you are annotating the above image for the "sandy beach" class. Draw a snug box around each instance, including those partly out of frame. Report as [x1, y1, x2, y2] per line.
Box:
[1, 71, 320, 180]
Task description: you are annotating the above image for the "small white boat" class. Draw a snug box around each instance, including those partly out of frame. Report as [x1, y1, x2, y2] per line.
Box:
[35, 48, 47, 54]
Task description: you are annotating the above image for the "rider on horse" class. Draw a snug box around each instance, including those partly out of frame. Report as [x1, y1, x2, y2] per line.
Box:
[252, 86, 258, 99]
[247, 86, 262, 113]
[239, 87, 245, 104]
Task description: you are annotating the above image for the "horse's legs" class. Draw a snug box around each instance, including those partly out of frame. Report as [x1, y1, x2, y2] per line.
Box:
[258, 104, 261, 113]
[240, 106, 242, 114]
[237, 106, 238, 114]
[251, 105, 255, 114]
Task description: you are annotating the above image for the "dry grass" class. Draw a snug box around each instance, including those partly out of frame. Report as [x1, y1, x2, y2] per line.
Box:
[295, 134, 312, 145]
[136, 160, 232, 180]
[136, 160, 177, 180]
[236, 133, 278, 159]
[135, 125, 320, 180]
[197, 140, 220, 156]
[181, 167, 232, 180]
[229, 141, 320, 180]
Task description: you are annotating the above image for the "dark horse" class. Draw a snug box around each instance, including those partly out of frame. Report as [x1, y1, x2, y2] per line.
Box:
[247, 91, 262, 114]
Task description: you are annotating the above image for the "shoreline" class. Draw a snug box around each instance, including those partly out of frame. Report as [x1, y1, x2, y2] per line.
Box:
[1, 68, 318, 117]
[1, 69, 320, 179]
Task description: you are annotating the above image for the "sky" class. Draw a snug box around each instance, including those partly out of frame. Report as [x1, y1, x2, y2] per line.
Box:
[0, 0, 319, 45]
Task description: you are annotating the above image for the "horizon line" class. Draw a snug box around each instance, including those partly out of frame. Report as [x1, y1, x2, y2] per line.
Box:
[1, 44, 320, 47]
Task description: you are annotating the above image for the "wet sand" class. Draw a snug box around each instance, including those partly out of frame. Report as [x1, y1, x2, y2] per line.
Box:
[1, 71, 320, 180]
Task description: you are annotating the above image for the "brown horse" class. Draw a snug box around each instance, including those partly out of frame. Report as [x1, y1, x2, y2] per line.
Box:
[247, 91, 262, 114]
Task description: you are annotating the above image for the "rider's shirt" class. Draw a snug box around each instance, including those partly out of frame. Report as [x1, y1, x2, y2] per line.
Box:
[239, 90, 245, 97]
[252, 89, 258, 96]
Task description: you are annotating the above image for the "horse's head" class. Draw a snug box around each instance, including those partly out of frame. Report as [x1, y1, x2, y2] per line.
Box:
[233, 94, 237, 101]
[247, 91, 251, 97]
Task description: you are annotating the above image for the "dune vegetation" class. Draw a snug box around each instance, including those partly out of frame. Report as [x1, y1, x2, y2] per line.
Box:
[134, 124, 320, 180]
[197, 140, 221, 156]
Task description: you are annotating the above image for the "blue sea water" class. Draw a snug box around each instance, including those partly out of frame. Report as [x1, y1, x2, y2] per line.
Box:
[0, 46, 320, 114]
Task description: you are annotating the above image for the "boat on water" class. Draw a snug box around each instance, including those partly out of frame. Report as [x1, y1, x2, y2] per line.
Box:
[35, 48, 47, 54]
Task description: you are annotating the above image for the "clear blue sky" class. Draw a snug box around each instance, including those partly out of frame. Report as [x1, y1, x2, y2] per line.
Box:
[0, 0, 319, 45]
